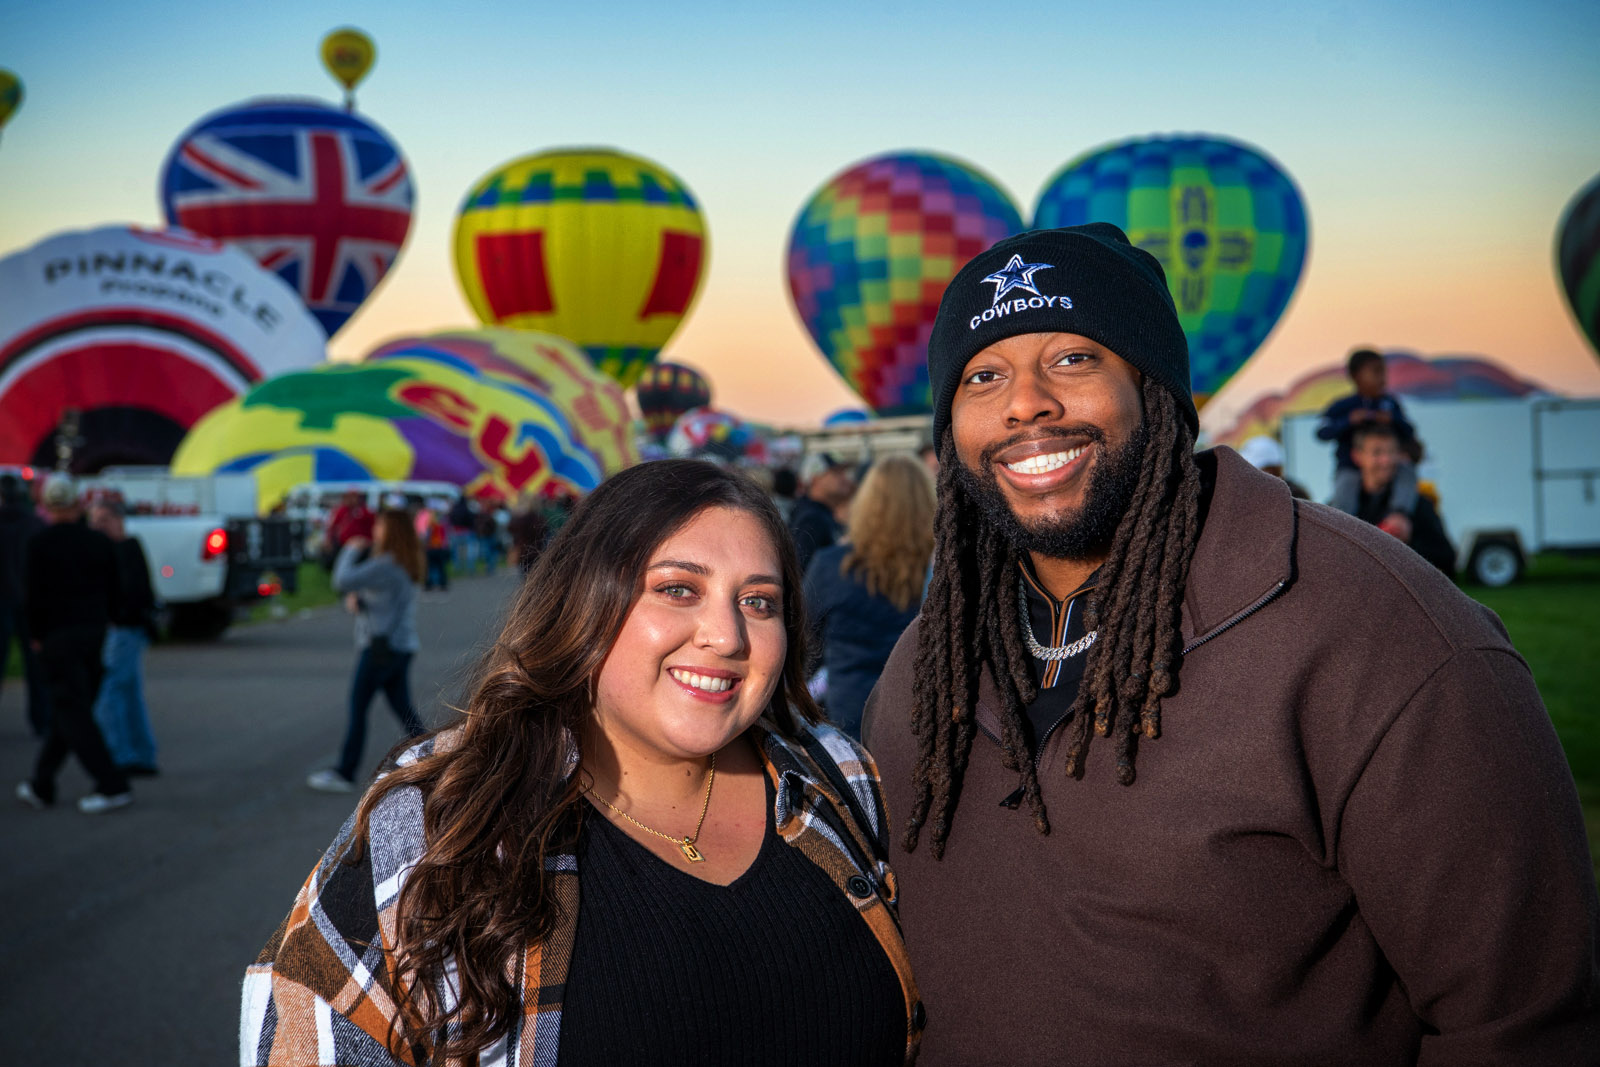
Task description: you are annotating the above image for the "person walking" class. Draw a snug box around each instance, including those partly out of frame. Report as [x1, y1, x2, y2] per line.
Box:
[16, 476, 131, 814]
[418, 498, 452, 592]
[88, 498, 160, 776]
[862, 224, 1598, 1063]
[247, 461, 921, 1065]
[804, 455, 935, 739]
[307, 508, 426, 793]
[0, 473, 49, 736]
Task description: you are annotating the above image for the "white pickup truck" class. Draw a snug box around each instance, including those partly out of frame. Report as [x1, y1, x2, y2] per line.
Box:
[1282, 396, 1600, 585]
[82, 468, 307, 638]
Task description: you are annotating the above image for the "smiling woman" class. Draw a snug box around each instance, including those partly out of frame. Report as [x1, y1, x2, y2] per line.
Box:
[241, 459, 921, 1067]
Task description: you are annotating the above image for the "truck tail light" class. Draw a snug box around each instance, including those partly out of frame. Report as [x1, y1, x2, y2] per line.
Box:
[202, 527, 228, 560]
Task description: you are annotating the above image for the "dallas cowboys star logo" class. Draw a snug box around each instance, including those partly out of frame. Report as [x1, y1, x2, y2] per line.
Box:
[982, 254, 1054, 305]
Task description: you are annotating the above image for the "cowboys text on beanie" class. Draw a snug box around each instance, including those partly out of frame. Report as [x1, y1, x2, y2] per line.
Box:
[926, 223, 1197, 444]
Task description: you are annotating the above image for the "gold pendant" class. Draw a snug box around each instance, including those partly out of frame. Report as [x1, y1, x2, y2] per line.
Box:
[679, 839, 705, 863]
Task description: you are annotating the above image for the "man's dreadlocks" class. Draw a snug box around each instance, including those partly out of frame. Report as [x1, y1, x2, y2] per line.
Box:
[902, 377, 1202, 858]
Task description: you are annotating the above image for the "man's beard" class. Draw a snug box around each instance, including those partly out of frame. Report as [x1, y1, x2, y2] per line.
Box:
[955, 421, 1149, 561]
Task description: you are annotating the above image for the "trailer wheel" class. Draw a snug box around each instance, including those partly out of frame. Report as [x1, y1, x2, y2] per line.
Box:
[1468, 539, 1523, 587]
[168, 599, 234, 641]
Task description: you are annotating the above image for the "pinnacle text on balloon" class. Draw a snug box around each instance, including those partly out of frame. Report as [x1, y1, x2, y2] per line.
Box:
[42, 253, 284, 331]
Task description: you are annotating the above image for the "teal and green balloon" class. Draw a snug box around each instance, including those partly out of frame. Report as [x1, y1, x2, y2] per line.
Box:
[1033, 135, 1309, 406]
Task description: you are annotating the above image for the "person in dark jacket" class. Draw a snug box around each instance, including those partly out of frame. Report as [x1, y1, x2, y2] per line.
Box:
[16, 476, 132, 814]
[789, 452, 854, 573]
[804, 455, 935, 739]
[0, 473, 49, 735]
[88, 498, 161, 775]
[862, 225, 1598, 1064]
[1349, 422, 1455, 576]
[1316, 347, 1419, 517]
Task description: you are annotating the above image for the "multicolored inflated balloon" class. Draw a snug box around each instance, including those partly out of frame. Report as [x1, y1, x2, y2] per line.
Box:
[667, 406, 745, 460]
[1556, 171, 1600, 359]
[160, 98, 414, 337]
[320, 28, 375, 109]
[453, 148, 708, 387]
[172, 330, 636, 510]
[1212, 351, 1543, 450]
[0, 69, 22, 137]
[1033, 135, 1308, 406]
[0, 225, 326, 471]
[788, 152, 1022, 417]
[635, 361, 712, 438]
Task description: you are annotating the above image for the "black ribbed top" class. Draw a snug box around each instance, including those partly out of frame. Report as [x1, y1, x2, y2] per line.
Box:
[557, 776, 905, 1066]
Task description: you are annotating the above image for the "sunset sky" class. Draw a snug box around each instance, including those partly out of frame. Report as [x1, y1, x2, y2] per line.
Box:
[3, 0, 1598, 436]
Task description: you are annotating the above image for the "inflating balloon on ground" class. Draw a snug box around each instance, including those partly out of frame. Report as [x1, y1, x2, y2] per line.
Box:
[787, 152, 1023, 417]
[1212, 352, 1543, 450]
[667, 406, 748, 461]
[1556, 171, 1600, 360]
[1033, 135, 1308, 406]
[0, 225, 326, 471]
[172, 329, 636, 511]
[635, 361, 712, 438]
[822, 408, 871, 427]
[453, 148, 708, 387]
[160, 98, 414, 337]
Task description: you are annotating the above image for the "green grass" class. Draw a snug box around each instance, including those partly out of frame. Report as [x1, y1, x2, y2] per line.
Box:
[242, 562, 340, 623]
[1463, 553, 1600, 884]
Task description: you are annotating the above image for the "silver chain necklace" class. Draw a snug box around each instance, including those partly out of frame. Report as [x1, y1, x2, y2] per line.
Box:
[1018, 577, 1098, 661]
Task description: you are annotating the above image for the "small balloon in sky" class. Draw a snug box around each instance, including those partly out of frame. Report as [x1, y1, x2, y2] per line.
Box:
[0, 69, 22, 136]
[1556, 171, 1600, 360]
[1033, 134, 1309, 407]
[787, 151, 1023, 418]
[320, 28, 376, 110]
[453, 148, 709, 388]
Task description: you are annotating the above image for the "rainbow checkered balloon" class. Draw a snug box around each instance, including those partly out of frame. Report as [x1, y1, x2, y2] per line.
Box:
[787, 153, 1022, 416]
[1033, 135, 1308, 405]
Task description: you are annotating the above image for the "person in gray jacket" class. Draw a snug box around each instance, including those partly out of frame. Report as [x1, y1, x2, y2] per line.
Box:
[308, 508, 426, 793]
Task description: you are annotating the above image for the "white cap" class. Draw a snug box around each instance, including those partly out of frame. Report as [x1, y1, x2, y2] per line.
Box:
[41, 474, 78, 508]
[1238, 435, 1286, 470]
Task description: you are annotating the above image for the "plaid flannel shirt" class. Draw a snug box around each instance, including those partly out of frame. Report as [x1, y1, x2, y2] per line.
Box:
[241, 717, 923, 1066]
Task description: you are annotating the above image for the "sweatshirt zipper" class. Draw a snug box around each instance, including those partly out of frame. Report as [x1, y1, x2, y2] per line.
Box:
[996, 578, 1288, 808]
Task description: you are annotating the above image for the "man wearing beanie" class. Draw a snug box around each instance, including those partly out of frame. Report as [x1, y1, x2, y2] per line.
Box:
[862, 224, 1597, 1064]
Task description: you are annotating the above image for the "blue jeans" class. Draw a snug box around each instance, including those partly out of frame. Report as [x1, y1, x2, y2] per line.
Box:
[92, 625, 157, 769]
[335, 646, 425, 782]
[477, 534, 499, 574]
[450, 530, 474, 571]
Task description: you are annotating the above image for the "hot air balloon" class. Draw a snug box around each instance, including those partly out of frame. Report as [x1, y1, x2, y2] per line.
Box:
[667, 407, 745, 460]
[159, 98, 414, 337]
[453, 148, 708, 387]
[1033, 135, 1308, 406]
[320, 28, 375, 110]
[1556, 171, 1600, 359]
[0, 225, 326, 472]
[635, 361, 712, 438]
[822, 408, 871, 427]
[0, 69, 21, 139]
[787, 152, 1023, 417]
[172, 330, 636, 511]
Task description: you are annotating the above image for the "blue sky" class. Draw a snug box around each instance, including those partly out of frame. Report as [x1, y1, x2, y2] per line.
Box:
[3, 0, 1598, 429]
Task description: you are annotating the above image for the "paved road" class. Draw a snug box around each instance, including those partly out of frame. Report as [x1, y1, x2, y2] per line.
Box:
[0, 572, 519, 1065]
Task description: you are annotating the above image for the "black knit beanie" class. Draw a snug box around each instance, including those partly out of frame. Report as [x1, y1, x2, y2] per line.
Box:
[927, 223, 1197, 444]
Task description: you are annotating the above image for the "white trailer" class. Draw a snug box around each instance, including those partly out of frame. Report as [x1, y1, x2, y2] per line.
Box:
[1282, 396, 1600, 585]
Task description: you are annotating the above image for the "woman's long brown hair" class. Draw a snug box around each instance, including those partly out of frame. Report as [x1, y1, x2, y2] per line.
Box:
[346, 460, 822, 1063]
[375, 508, 424, 584]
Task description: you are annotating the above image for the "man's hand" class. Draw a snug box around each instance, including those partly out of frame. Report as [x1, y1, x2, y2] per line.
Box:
[1379, 513, 1413, 542]
[1349, 408, 1372, 424]
[1370, 409, 1392, 423]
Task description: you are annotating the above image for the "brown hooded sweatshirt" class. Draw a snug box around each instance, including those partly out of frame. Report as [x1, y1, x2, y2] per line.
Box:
[863, 448, 1599, 1066]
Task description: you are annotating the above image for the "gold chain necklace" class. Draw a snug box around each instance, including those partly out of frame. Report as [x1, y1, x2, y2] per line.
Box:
[587, 752, 716, 863]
